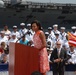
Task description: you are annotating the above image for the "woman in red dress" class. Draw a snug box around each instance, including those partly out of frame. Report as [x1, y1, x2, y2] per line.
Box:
[31, 20, 50, 75]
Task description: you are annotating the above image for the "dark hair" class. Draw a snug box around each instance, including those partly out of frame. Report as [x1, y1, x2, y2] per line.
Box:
[31, 20, 42, 30]
[1, 42, 6, 46]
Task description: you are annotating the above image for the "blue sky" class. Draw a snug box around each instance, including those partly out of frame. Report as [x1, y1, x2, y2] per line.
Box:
[22, 0, 76, 4]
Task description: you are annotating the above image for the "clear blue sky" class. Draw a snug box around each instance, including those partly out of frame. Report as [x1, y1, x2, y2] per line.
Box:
[23, 0, 76, 4]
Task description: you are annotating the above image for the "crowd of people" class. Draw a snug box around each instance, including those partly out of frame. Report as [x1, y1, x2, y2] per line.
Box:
[0, 20, 76, 74]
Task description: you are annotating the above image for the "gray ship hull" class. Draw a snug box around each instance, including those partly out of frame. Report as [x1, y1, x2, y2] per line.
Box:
[0, 8, 76, 29]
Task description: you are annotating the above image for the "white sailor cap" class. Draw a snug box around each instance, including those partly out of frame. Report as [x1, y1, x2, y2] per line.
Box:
[71, 26, 76, 29]
[20, 23, 25, 26]
[60, 27, 65, 30]
[0, 31, 5, 34]
[27, 23, 31, 26]
[13, 25, 17, 28]
[11, 33, 16, 36]
[48, 27, 52, 30]
[53, 24, 58, 28]
[45, 32, 49, 35]
[55, 32, 59, 35]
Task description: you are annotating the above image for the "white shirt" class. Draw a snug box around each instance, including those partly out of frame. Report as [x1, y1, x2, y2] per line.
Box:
[57, 48, 62, 57]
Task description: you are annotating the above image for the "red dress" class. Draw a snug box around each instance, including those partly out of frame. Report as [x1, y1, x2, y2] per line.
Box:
[33, 30, 50, 73]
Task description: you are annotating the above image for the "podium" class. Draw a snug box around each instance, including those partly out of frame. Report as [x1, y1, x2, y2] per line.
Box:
[9, 43, 39, 75]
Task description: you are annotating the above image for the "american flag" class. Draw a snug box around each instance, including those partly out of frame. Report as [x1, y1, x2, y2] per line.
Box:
[68, 32, 76, 47]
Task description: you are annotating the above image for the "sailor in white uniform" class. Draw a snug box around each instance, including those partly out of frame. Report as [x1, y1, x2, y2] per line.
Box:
[60, 27, 68, 45]
[70, 26, 76, 50]
[11, 25, 20, 39]
[8, 33, 18, 46]
[67, 46, 76, 64]
[19, 23, 28, 37]
[0, 31, 8, 45]
[71, 26, 76, 36]
[26, 23, 35, 41]
[45, 32, 53, 48]
[52, 24, 60, 36]
[53, 32, 62, 48]
[48, 27, 55, 40]
[27, 23, 35, 35]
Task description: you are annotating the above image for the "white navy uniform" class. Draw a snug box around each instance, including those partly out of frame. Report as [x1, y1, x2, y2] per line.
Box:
[19, 23, 28, 37]
[48, 27, 55, 40]
[0, 36, 8, 45]
[11, 31, 20, 39]
[52, 24, 60, 36]
[26, 34, 33, 41]
[46, 38, 53, 48]
[67, 49, 76, 64]
[19, 28, 28, 37]
[48, 32, 55, 40]
[53, 37, 62, 48]
[26, 29, 35, 41]
[71, 31, 76, 36]
[60, 32, 68, 44]
[29, 29, 35, 36]
[11, 25, 20, 39]
[71, 26, 76, 36]
[52, 30, 61, 39]
[8, 38, 18, 46]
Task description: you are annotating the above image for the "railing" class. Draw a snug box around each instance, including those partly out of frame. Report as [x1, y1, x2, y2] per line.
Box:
[0, 64, 8, 75]
[0, 63, 76, 75]
[49, 64, 76, 75]
[50, 64, 76, 71]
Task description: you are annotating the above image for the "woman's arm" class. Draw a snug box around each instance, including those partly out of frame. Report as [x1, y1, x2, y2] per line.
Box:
[39, 31, 47, 49]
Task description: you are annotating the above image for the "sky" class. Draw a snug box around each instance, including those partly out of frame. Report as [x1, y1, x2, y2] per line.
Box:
[22, 0, 76, 4]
